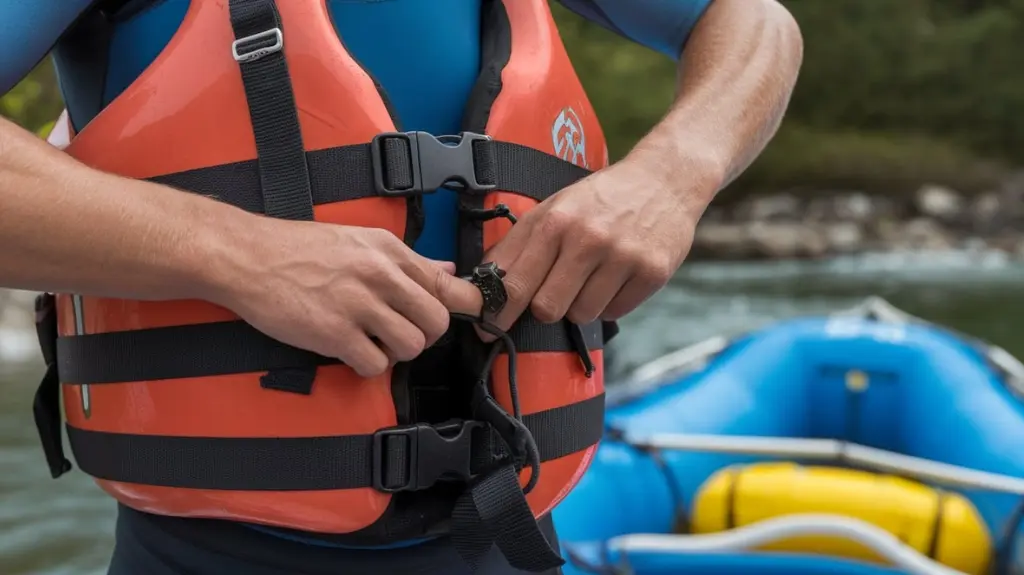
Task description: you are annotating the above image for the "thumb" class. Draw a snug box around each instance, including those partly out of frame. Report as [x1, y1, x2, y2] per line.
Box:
[432, 268, 483, 316]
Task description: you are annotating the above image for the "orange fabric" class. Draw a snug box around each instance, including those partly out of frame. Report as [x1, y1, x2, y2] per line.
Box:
[56, 0, 607, 536]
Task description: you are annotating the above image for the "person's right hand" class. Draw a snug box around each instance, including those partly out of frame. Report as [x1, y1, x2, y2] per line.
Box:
[210, 219, 482, 377]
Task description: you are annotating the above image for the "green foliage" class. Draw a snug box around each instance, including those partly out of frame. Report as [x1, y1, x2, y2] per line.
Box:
[6, 1, 1024, 197]
[1, 61, 63, 137]
[554, 0, 1024, 198]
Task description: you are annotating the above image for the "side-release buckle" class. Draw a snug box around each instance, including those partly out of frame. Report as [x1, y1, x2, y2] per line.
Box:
[372, 420, 488, 493]
[371, 132, 498, 197]
[231, 27, 284, 63]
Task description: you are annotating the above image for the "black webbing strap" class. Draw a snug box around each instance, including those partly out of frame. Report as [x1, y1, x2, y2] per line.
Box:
[449, 389, 605, 573]
[230, 0, 318, 392]
[32, 293, 74, 479]
[473, 139, 591, 204]
[63, 393, 604, 491]
[452, 463, 565, 573]
[54, 318, 604, 386]
[153, 137, 589, 213]
[229, 0, 313, 221]
[55, 320, 339, 386]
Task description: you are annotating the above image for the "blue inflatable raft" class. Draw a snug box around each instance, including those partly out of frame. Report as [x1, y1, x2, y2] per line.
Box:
[554, 298, 1024, 575]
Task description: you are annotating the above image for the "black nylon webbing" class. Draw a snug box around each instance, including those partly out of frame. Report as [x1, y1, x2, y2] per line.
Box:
[452, 463, 565, 573]
[55, 320, 339, 385]
[149, 144, 392, 213]
[152, 139, 586, 213]
[55, 319, 603, 386]
[475, 140, 591, 202]
[229, 0, 318, 393]
[65, 395, 604, 491]
[229, 0, 314, 221]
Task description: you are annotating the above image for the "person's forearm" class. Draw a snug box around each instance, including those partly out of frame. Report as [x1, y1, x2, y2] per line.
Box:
[624, 0, 803, 217]
[0, 116, 256, 301]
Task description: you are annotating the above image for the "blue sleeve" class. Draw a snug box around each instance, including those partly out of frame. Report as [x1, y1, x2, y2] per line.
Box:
[558, 0, 713, 59]
[0, 0, 98, 95]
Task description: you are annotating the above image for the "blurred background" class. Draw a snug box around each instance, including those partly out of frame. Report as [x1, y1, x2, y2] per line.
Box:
[5, 1, 1024, 573]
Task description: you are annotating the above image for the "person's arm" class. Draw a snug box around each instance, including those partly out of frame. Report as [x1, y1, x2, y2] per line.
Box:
[0, 1, 97, 95]
[0, 115, 258, 300]
[0, 117, 482, 375]
[559, 0, 802, 209]
[624, 0, 804, 202]
[484, 0, 803, 333]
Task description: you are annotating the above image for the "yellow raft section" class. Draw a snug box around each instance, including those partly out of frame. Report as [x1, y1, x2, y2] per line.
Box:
[690, 462, 991, 574]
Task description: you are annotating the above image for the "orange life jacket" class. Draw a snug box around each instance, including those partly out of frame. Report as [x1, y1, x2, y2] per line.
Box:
[32, 0, 609, 571]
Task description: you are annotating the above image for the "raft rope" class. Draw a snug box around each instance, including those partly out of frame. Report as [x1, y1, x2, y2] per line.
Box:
[606, 514, 969, 575]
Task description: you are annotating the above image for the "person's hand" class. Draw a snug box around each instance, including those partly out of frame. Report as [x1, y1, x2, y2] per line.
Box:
[482, 158, 701, 337]
[214, 220, 482, 377]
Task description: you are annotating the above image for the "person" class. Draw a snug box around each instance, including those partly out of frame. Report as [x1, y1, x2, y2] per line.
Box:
[0, 0, 802, 574]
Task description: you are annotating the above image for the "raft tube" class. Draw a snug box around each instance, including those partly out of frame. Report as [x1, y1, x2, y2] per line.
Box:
[554, 300, 1024, 575]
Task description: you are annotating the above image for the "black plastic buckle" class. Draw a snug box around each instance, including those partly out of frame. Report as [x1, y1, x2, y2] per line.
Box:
[372, 419, 487, 493]
[371, 131, 497, 197]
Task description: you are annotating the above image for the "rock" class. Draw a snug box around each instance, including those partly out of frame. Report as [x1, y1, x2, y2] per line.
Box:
[824, 222, 864, 253]
[734, 195, 801, 222]
[747, 222, 828, 259]
[901, 218, 954, 250]
[914, 184, 963, 221]
[833, 193, 875, 222]
[690, 223, 753, 260]
[804, 193, 893, 223]
[970, 193, 1002, 230]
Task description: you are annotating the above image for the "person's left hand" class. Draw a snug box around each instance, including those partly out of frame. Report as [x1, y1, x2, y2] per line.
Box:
[481, 156, 708, 336]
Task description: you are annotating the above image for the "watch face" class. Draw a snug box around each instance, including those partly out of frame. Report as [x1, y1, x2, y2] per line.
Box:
[473, 263, 508, 315]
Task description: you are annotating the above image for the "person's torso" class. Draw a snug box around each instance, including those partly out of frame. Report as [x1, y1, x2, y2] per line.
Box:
[42, 0, 608, 559]
[56, 0, 484, 261]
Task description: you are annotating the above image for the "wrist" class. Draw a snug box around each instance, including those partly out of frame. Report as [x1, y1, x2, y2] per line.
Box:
[622, 137, 726, 221]
[184, 203, 267, 309]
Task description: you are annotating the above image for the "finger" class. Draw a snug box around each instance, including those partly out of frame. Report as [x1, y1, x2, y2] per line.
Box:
[433, 269, 483, 316]
[601, 275, 661, 321]
[601, 254, 676, 320]
[402, 257, 483, 317]
[489, 233, 560, 335]
[482, 217, 533, 271]
[530, 248, 600, 324]
[428, 260, 457, 275]
[566, 262, 632, 324]
[363, 306, 426, 363]
[380, 274, 451, 347]
[336, 331, 391, 378]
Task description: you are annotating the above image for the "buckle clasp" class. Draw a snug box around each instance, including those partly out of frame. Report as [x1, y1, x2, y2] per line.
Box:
[371, 131, 497, 197]
[372, 420, 487, 493]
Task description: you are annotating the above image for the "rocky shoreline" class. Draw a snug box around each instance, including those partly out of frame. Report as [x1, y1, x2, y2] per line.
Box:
[690, 174, 1024, 261]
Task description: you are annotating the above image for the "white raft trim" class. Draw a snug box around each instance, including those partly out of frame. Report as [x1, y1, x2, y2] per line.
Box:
[622, 432, 1024, 495]
[608, 513, 968, 575]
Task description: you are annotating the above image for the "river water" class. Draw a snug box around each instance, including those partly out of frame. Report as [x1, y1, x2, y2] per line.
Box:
[3, 251, 1023, 575]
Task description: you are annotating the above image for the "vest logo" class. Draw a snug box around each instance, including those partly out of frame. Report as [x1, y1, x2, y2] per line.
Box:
[552, 107, 588, 169]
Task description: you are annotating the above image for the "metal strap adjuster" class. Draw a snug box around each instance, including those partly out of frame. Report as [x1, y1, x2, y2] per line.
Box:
[231, 27, 284, 64]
